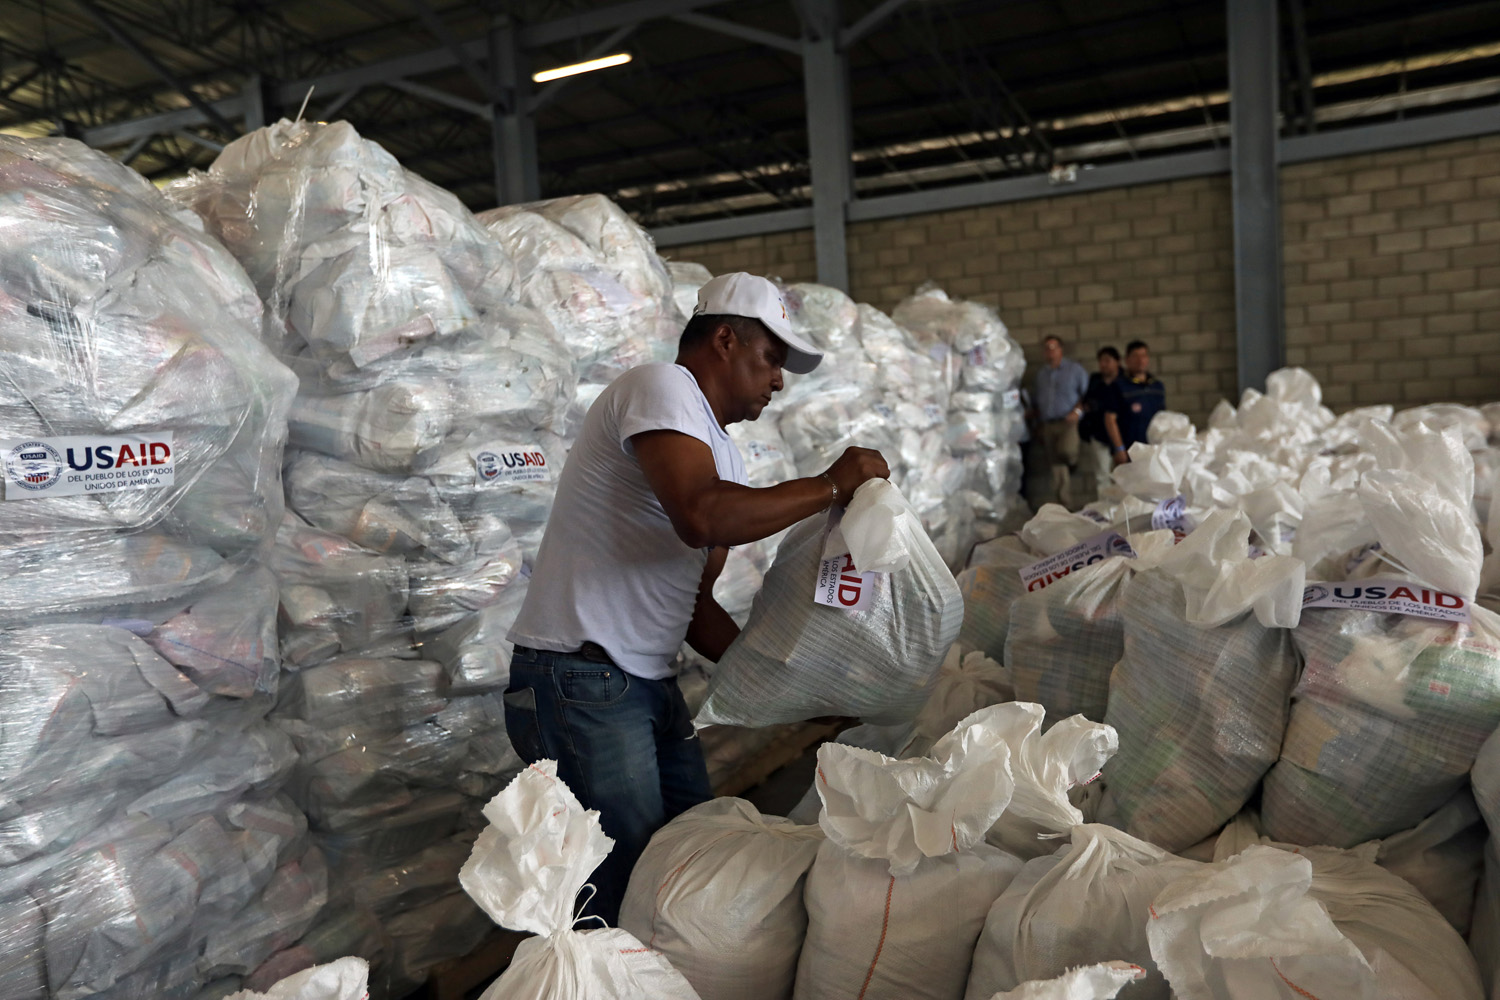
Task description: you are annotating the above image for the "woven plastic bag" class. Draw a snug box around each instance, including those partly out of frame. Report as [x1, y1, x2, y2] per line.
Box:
[696, 480, 962, 727]
[794, 706, 1025, 1000]
[460, 761, 700, 1000]
[1146, 844, 1483, 1000]
[1098, 511, 1303, 851]
[1006, 531, 1175, 727]
[1260, 603, 1500, 848]
[617, 798, 822, 1000]
[224, 957, 368, 1000]
[1470, 727, 1500, 995]
[966, 824, 1203, 1000]
[986, 963, 1145, 1000]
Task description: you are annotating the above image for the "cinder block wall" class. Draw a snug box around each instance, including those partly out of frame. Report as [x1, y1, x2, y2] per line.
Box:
[657, 133, 1500, 424]
[1281, 134, 1500, 410]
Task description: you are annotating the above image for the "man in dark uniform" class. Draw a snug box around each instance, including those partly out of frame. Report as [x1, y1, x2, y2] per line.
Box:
[1103, 340, 1166, 466]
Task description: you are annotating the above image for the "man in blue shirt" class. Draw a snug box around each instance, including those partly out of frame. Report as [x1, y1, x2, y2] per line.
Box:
[1104, 340, 1167, 465]
[1031, 335, 1090, 508]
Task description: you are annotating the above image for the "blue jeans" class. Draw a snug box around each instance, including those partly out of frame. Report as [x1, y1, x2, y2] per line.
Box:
[502, 644, 712, 925]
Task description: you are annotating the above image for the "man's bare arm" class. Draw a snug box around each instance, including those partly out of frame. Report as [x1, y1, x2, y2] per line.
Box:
[632, 430, 888, 549]
[685, 546, 738, 662]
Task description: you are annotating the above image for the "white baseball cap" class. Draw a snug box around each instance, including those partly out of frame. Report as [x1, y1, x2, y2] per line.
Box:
[693, 272, 823, 374]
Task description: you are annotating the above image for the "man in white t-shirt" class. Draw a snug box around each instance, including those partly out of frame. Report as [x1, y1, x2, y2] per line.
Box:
[506, 272, 889, 921]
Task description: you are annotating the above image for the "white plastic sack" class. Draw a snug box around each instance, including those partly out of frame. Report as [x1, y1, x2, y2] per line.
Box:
[618, 798, 822, 1000]
[460, 761, 700, 1000]
[697, 481, 962, 727]
[795, 708, 1025, 1000]
[224, 957, 368, 1000]
[1260, 604, 1500, 848]
[967, 824, 1202, 1000]
[982, 704, 1118, 860]
[986, 963, 1145, 1000]
[1006, 532, 1174, 726]
[1146, 844, 1483, 1000]
[1099, 513, 1303, 851]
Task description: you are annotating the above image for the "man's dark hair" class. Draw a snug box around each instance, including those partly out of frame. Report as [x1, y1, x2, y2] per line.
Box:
[679, 313, 768, 354]
[1125, 340, 1149, 355]
[1043, 335, 1065, 350]
[1097, 346, 1121, 362]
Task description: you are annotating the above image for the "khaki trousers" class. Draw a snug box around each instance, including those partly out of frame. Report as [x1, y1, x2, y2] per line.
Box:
[1041, 419, 1081, 509]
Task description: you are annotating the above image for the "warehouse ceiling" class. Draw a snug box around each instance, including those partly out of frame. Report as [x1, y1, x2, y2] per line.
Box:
[1, 0, 1498, 226]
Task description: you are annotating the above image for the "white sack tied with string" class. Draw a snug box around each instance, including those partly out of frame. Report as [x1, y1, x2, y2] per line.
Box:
[224, 957, 369, 1000]
[1098, 510, 1304, 852]
[617, 798, 822, 1000]
[696, 480, 962, 727]
[459, 761, 700, 1000]
[1146, 844, 1482, 1000]
[794, 706, 1026, 1000]
[966, 824, 1204, 1000]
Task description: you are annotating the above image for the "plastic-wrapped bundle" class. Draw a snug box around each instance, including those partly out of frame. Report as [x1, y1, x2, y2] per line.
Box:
[0, 134, 320, 999]
[1260, 603, 1500, 848]
[172, 118, 567, 987]
[665, 260, 713, 322]
[619, 798, 823, 1000]
[892, 284, 1025, 497]
[696, 481, 963, 727]
[1146, 844, 1483, 1000]
[985, 963, 1146, 1000]
[1098, 511, 1304, 852]
[481, 195, 677, 438]
[224, 956, 368, 1000]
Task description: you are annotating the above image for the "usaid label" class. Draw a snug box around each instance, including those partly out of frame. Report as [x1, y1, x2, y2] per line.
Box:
[1019, 528, 1136, 592]
[1, 433, 175, 500]
[1302, 579, 1470, 623]
[814, 552, 879, 611]
[1150, 495, 1193, 535]
[472, 444, 551, 486]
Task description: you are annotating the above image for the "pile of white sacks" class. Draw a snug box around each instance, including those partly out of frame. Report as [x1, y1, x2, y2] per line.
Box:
[0, 136, 322, 1000]
[170, 119, 578, 996]
[434, 366, 1500, 1000]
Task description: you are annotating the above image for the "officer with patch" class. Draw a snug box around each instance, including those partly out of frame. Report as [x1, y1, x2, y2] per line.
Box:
[1102, 339, 1166, 465]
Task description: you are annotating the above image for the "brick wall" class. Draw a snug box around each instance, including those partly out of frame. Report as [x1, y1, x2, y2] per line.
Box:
[1281, 133, 1500, 410]
[658, 133, 1500, 423]
[846, 178, 1239, 423]
[660, 228, 820, 286]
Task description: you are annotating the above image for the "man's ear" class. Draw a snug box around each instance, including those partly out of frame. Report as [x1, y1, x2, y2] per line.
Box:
[711, 321, 738, 358]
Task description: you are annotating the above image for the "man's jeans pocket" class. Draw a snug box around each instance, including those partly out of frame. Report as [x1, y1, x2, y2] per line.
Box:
[503, 686, 546, 762]
[562, 664, 631, 706]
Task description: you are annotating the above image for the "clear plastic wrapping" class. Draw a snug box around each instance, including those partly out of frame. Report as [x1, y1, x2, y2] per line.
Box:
[0, 134, 310, 1000]
[169, 118, 564, 992]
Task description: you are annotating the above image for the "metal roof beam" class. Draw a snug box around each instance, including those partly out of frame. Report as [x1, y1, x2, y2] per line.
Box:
[388, 78, 490, 118]
[400, 0, 499, 103]
[1287, 0, 1316, 134]
[521, 0, 732, 48]
[669, 12, 802, 55]
[67, 0, 241, 138]
[842, 0, 911, 48]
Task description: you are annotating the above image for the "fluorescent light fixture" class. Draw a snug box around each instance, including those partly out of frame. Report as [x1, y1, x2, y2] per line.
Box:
[532, 52, 632, 83]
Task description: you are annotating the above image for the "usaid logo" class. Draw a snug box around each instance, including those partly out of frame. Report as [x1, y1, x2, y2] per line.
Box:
[475, 450, 503, 482]
[473, 445, 550, 486]
[1303, 584, 1331, 604]
[1109, 535, 1133, 555]
[4, 440, 63, 492]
